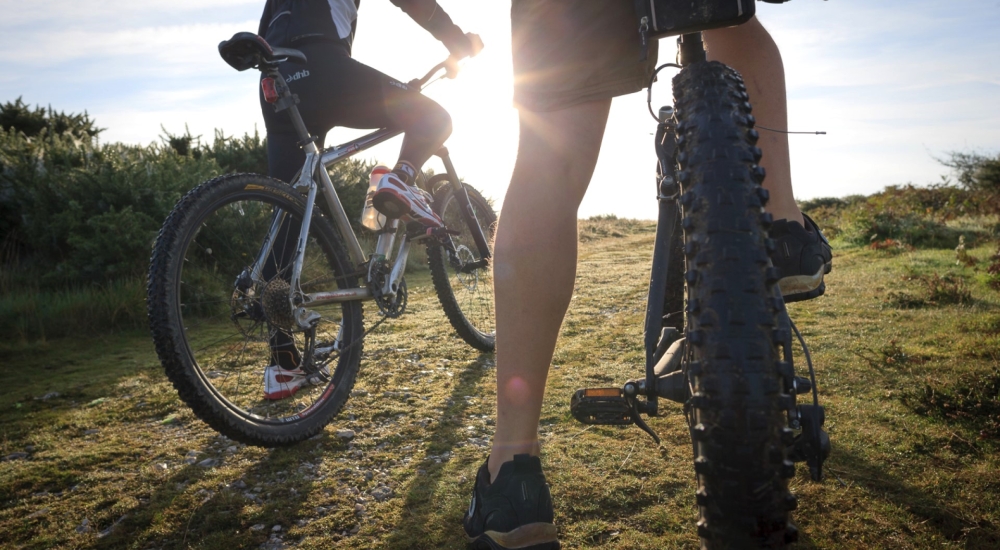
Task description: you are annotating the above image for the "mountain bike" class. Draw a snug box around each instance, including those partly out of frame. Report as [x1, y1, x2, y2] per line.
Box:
[569, 28, 831, 549]
[146, 33, 496, 447]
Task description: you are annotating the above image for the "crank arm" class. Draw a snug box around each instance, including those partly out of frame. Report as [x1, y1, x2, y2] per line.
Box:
[570, 387, 661, 445]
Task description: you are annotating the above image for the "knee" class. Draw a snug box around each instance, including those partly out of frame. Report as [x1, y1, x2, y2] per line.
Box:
[423, 101, 452, 143]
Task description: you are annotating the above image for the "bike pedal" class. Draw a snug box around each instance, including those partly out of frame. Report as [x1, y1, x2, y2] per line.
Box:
[571, 388, 634, 425]
[405, 223, 459, 242]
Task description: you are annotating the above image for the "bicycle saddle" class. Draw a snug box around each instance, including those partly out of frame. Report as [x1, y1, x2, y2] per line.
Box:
[218, 32, 307, 71]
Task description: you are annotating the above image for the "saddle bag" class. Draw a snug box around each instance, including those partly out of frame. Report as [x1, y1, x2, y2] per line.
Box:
[634, 0, 756, 59]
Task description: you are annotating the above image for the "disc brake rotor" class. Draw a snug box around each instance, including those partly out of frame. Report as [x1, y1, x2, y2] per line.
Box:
[454, 245, 479, 291]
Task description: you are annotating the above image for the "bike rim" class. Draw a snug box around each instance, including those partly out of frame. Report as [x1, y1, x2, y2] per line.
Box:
[173, 192, 358, 425]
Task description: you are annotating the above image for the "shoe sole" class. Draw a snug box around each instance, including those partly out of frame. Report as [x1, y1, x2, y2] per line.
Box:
[373, 187, 445, 228]
[263, 384, 301, 400]
[779, 262, 832, 303]
[372, 189, 410, 219]
[467, 523, 559, 550]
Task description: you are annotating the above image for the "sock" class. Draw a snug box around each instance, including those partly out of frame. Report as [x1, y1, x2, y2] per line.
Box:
[391, 161, 417, 185]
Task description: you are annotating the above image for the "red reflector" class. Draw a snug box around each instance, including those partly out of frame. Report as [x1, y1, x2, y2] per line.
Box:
[261, 77, 278, 103]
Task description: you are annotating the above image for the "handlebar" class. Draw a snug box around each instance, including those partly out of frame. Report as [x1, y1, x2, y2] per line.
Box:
[409, 57, 462, 91]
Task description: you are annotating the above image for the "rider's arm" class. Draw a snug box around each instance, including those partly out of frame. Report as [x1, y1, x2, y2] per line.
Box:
[389, 0, 473, 58]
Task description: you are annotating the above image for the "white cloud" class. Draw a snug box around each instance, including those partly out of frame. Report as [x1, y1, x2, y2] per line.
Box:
[0, 0, 258, 28]
[2, 21, 258, 70]
[3, 0, 998, 219]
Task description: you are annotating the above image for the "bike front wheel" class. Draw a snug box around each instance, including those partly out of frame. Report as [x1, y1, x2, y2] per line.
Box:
[674, 62, 798, 548]
[426, 179, 497, 352]
[147, 173, 364, 446]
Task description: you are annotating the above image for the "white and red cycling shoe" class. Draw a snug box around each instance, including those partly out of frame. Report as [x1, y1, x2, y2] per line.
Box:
[371, 172, 445, 229]
[262, 365, 328, 400]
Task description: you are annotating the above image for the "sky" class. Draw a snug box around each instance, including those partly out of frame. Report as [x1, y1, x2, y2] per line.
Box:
[2, 0, 998, 219]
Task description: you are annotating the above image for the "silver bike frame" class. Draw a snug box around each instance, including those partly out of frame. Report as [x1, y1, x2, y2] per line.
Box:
[248, 65, 471, 329]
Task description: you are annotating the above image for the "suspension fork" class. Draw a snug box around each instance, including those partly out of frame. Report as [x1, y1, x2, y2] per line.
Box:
[642, 106, 683, 416]
[435, 147, 492, 261]
[639, 32, 705, 407]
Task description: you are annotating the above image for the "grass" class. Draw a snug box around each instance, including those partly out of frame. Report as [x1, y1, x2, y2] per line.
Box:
[1, 219, 999, 549]
[0, 277, 148, 341]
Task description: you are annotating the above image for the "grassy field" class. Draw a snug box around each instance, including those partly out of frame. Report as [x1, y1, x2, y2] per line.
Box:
[1, 218, 998, 549]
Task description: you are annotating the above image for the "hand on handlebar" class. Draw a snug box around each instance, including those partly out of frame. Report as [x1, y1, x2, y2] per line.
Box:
[444, 33, 484, 79]
[466, 33, 484, 58]
[410, 34, 484, 90]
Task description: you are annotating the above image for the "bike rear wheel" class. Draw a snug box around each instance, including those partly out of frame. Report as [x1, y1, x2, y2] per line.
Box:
[426, 179, 497, 352]
[147, 173, 364, 447]
[674, 61, 798, 548]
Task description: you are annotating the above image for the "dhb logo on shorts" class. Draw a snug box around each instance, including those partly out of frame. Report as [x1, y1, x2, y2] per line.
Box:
[286, 70, 311, 82]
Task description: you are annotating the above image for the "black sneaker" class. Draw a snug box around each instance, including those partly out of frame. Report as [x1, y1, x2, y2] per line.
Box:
[768, 213, 833, 303]
[463, 455, 559, 550]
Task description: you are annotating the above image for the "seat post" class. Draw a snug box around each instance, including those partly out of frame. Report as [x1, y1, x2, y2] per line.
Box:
[266, 69, 315, 148]
[677, 32, 707, 67]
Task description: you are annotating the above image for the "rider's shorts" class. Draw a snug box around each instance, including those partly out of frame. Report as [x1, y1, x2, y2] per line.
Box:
[511, 0, 659, 112]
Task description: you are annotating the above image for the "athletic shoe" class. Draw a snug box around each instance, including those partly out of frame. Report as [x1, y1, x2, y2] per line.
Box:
[464, 454, 559, 550]
[371, 172, 445, 229]
[262, 365, 328, 400]
[769, 213, 833, 303]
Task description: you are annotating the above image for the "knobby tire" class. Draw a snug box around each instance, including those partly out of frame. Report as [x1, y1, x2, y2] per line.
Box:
[427, 181, 497, 352]
[674, 61, 798, 548]
[147, 173, 364, 447]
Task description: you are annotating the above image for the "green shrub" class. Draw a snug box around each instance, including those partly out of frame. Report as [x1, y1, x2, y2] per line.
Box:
[840, 205, 953, 247]
[0, 126, 221, 285]
[902, 368, 1000, 440]
[0, 277, 146, 340]
[0, 97, 101, 140]
[940, 151, 1000, 194]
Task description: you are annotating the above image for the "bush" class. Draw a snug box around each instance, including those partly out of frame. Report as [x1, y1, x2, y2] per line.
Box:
[903, 368, 1000, 440]
[0, 277, 146, 340]
[0, 101, 376, 288]
[1, 125, 221, 285]
[0, 97, 101, 140]
[840, 207, 956, 248]
[940, 151, 1000, 194]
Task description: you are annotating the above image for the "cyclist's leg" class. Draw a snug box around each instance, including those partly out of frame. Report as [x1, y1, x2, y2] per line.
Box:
[704, 18, 831, 299]
[488, 0, 657, 482]
[488, 99, 611, 475]
[263, 43, 451, 180]
[381, 82, 452, 183]
[304, 53, 450, 223]
[325, 57, 452, 182]
[466, 4, 656, 547]
[703, 17, 802, 226]
[260, 129, 306, 371]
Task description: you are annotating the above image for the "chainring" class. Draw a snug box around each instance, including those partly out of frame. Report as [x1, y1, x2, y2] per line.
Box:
[376, 278, 408, 318]
[368, 256, 407, 318]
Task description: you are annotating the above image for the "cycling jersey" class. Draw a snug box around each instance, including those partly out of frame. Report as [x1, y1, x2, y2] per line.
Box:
[258, 0, 469, 57]
[258, 0, 359, 52]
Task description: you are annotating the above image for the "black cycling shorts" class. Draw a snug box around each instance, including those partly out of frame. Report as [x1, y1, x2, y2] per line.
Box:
[260, 41, 413, 182]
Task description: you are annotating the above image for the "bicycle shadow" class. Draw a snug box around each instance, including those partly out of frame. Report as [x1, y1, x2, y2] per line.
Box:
[94, 434, 335, 549]
[380, 353, 493, 549]
[791, 443, 999, 549]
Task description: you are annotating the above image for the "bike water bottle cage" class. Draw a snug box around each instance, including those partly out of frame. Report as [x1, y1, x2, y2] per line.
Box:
[219, 32, 308, 71]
